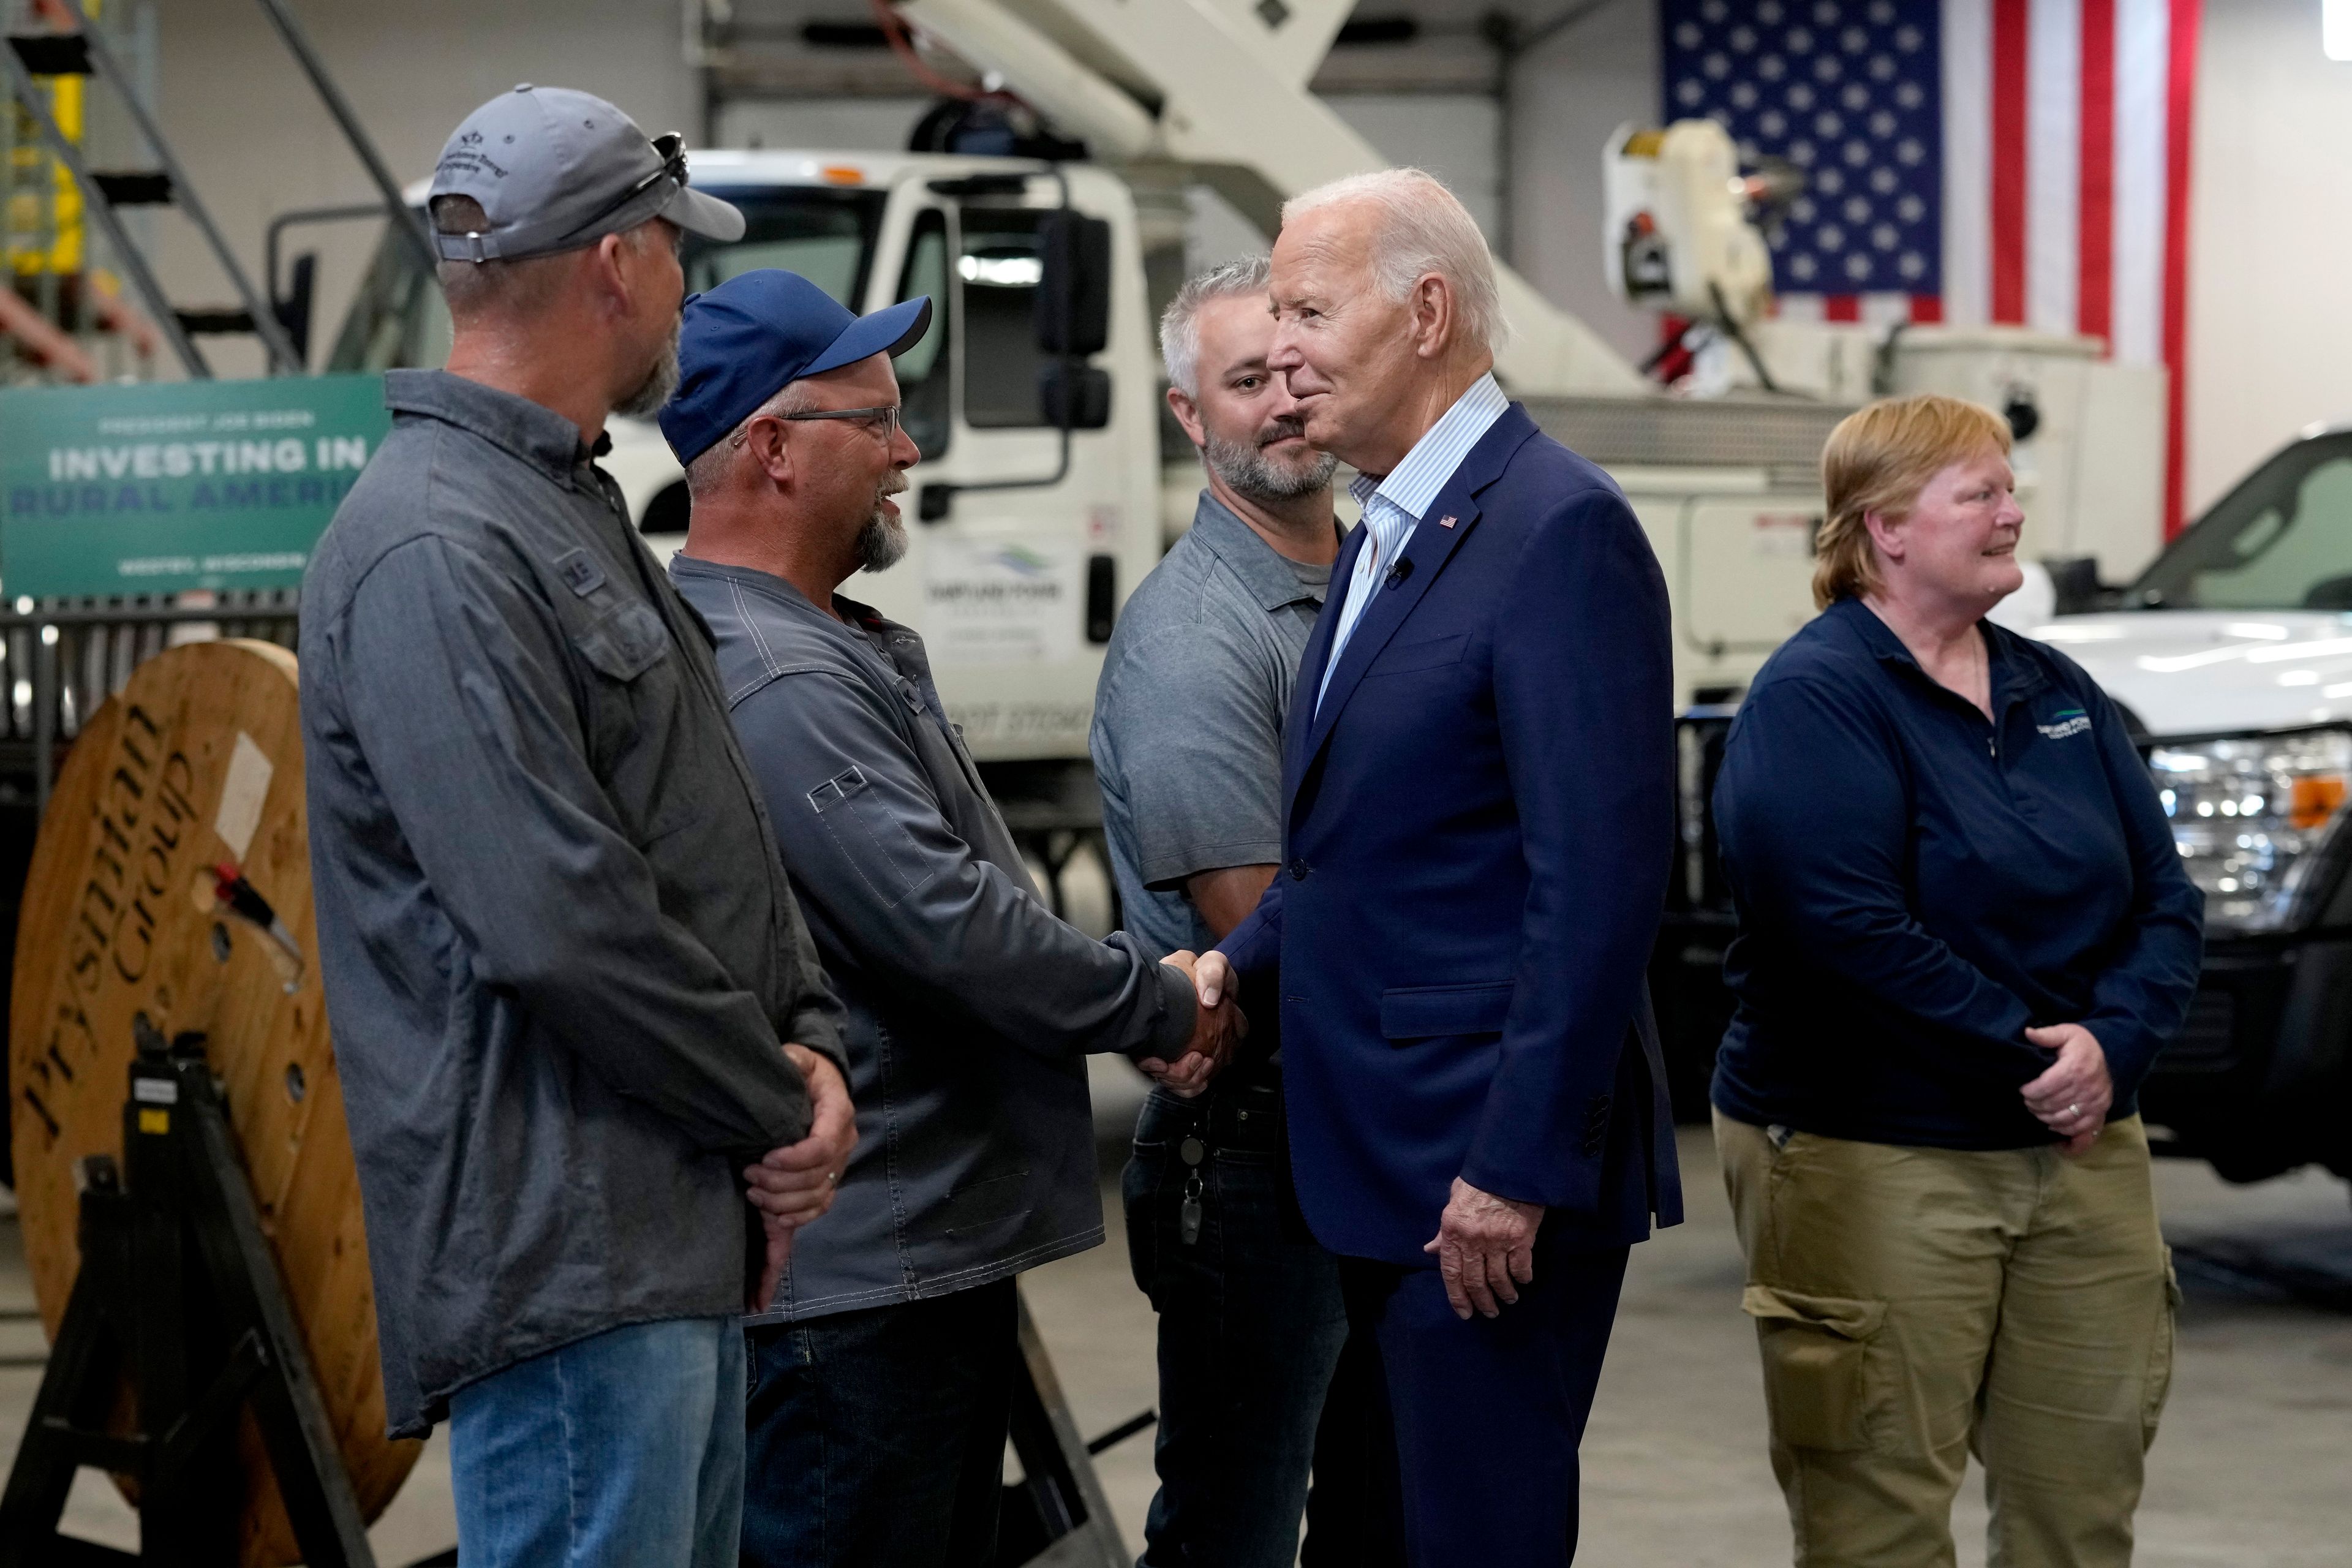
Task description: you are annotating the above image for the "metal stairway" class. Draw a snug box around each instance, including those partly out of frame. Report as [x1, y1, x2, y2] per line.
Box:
[2, 0, 428, 380]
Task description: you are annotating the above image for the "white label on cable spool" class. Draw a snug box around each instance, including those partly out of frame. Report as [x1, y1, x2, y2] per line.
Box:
[133, 1077, 179, 1105]
[214, 731, 273, 861]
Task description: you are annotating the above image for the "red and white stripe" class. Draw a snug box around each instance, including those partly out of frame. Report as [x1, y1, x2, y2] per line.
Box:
[1952, 0, 2200, 530]
[1781, 0, 2202, 532]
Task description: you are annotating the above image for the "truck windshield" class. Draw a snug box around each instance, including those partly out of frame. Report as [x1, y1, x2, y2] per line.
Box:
[326, 187, 889, 374]
[2132, 432, 2352, 610]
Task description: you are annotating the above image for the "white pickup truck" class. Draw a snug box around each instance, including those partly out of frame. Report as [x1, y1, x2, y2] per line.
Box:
[2023, 424, 2352, 1185]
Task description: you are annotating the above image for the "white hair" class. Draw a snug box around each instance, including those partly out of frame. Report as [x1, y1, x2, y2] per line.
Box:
[1159, 254, 1271, 399]
[1280, 168, 1508, 353]
[682, 379, 816, 496]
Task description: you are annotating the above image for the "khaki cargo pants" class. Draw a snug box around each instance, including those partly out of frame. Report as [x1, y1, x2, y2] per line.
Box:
[1716, 1112, 2179, 1568]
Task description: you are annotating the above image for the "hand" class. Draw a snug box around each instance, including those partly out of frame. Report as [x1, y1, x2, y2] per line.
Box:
[744, 1044, 857, 1232]
[1423, 1177, 1544, 1320]
[2021, 1023, 2113, 1155]
[1137, 951, 1247, 1098]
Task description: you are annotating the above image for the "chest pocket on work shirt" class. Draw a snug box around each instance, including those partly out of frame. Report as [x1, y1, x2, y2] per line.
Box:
[573, 601, 671, 682]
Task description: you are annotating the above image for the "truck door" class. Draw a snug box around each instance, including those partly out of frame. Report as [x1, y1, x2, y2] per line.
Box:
[852, 170, 1145, 767]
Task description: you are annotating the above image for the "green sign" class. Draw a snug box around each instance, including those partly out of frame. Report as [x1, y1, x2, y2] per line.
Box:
[0, 373, 388, 600]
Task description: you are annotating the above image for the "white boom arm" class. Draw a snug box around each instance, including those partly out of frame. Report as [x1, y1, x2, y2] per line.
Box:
[894, 0, 1648, 396]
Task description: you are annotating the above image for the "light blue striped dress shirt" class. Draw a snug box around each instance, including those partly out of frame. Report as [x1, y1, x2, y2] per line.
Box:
[1315, 372, 1510, 713]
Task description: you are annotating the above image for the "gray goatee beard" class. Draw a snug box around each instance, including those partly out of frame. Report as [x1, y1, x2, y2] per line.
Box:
[856, 481, 911, 573]
[615, 323, 682, 418]
[1203, 419, 1338, 503]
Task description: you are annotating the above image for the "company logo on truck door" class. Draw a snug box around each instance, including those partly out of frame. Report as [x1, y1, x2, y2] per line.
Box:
[924, 541, 1079, 665]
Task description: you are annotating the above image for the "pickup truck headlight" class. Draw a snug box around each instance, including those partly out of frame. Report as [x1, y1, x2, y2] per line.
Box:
[2149, 728, 2352, 932]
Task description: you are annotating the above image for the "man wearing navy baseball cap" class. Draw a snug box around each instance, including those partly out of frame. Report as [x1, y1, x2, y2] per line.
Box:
[662, 269, 1244, 1565]
[303, 94, 856, 1568]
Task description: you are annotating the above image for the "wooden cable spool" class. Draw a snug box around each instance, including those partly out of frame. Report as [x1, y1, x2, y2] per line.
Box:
[9, 640, 418, 1564]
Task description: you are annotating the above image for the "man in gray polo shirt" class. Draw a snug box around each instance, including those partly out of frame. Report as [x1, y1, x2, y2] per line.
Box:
[1091, 256, 1392, 1567]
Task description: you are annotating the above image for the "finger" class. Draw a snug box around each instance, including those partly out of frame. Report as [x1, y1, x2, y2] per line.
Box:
[2019, 1060, 2069, 1099]
[1438, 1242, 1472, 1319]
[1508, 1240, 1536, 1287]
[753, 1237, 786, 1313]
[1461, 1247, 1501, 1317]
[2020, 1067, 2088, 1112]
[744, 1163, 837, 1196]
[1197, 955, 1227, 1008]
[746, 1189, 834, 1226]
[1489, 1247, 1521, 1307]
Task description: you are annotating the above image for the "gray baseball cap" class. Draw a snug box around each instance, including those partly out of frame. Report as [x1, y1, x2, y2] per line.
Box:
[428, 85, 745, 263]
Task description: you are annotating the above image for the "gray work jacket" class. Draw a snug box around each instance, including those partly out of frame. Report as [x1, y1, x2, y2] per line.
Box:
[301, 372, 846, 1438]
[669, 556, 1194, 1321]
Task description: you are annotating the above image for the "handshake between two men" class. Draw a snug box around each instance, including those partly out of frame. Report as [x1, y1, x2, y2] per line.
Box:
[737, 949, 1246, 1310]
[1142, 949, 1251, 1096]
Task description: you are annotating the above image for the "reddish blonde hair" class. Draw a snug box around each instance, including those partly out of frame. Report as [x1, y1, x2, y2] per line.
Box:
[1813, 393, 2013, 609]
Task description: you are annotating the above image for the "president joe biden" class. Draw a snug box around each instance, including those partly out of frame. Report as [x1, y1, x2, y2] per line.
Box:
[1193, 169, 1683, 1567]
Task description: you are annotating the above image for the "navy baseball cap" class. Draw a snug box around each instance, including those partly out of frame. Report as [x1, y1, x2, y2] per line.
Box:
[659, 270, 934, 464]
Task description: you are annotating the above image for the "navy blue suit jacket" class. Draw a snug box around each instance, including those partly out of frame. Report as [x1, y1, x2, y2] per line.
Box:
[1218, 404, 1684, 1267]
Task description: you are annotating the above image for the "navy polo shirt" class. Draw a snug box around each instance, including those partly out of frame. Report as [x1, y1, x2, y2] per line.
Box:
[1709, 596, 2204, 1149]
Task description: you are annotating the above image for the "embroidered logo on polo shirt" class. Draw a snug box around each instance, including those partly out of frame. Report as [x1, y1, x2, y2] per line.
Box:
[2036, 708, 2092, 740]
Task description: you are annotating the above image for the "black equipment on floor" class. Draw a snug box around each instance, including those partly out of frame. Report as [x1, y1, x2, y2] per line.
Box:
[0, 1020, 378, 1568]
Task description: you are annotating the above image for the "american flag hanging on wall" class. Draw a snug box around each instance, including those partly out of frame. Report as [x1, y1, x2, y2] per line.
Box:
[1662, 0, 2203, 527]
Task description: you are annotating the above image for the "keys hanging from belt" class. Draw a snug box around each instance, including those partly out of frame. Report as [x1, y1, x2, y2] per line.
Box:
[1180, 1134, 1206, 1246]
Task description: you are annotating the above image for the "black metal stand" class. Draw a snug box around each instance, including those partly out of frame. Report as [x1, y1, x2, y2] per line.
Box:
[998, 1297, 1134, 1568]
[0, 1021, 377, 1568]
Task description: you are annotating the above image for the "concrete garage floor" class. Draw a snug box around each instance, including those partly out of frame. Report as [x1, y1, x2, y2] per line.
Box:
[2, 1059, 2346, 1565]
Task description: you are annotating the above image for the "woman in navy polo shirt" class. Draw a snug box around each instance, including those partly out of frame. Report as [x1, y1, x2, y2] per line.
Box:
[1710, 394, 2203, 1568]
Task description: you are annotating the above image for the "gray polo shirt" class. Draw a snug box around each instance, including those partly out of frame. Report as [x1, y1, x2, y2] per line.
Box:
[1090, 492, 1332, 970]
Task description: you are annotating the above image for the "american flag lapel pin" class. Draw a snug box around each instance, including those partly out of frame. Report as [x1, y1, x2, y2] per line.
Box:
[1438, 514, 1457, 529]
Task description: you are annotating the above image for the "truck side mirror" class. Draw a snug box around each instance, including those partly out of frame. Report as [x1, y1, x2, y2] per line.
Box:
[1034, 210, 1111, 357]
[1039, 363, 1112, 431]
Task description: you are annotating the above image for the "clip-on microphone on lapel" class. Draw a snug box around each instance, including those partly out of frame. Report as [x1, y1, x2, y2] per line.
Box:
[1384, 557, 1414, 590]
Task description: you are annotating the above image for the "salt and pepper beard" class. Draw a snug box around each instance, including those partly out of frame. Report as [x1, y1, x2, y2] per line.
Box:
[856, 478, 911, 573]
[1202, 414, 1339, 503]
[616, 321, 682, 418]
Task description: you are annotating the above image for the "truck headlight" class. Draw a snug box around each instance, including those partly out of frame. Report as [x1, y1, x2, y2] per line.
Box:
[2149, 728, 2352, 932]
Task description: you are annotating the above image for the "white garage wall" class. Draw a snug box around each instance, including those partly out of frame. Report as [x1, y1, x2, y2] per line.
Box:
[2182, 0, 2352, 513]
[1502, 0, 1663, 368]
[134, 0, 698, 380]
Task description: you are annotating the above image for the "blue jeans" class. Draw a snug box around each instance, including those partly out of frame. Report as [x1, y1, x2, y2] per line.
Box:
[1124, 1081, 1397, 1568]
[448, 1316, 745, 1568]
[742, 1278, 1017, 1568]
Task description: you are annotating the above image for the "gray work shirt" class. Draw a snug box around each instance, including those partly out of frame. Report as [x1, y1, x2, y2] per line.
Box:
[301, 371, 845, 1438]
[669, 556, 1194, 1322]
[1090, 492, 1332, 967]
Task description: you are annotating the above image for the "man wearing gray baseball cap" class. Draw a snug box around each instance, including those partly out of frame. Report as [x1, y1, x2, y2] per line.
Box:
[301, 86, 854, 1568]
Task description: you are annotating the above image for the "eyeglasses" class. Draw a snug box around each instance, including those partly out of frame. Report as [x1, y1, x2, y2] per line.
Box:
[732, 405, 904, 447]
